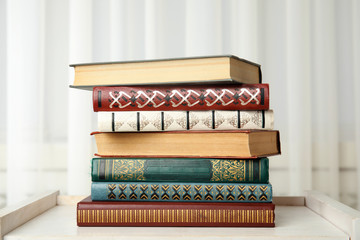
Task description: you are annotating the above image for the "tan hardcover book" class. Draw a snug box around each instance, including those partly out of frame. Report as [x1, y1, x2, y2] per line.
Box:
[92, 130, 280, 159]
[70, 55, 261, 90]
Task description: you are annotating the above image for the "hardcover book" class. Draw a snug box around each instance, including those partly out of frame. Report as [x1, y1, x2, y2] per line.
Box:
[77, 197, 275, 227]
[98, 110, 273, 132]
[92, 130, 281, 159]
[91, 182, 272, 203]
[70, 55, 261, 90]
[91, 158, 269, 183]
[93, 84, 269, 112]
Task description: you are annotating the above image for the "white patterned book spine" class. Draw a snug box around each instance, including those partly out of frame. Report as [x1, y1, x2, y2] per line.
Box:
[98, 110, 273, 132]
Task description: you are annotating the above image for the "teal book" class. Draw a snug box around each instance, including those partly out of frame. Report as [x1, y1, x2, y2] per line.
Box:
[91, 158, 269, 183]
[91, 182, 272, 203]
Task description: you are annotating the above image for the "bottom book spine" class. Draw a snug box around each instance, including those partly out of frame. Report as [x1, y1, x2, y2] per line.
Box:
[77, 203, 275, 227]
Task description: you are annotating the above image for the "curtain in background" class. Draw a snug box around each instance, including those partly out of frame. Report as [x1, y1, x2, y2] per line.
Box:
[1, 0, 359, 209]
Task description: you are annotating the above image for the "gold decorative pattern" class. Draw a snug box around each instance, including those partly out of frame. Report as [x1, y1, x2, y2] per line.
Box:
[78, 209, 274, 224]
[210, 160, 245, 182]
[113, 159, 146, 181]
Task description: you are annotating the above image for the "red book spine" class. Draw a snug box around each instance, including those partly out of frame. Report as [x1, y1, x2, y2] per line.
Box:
[77, 197, 275, 227]
[93, 84, 269, 112]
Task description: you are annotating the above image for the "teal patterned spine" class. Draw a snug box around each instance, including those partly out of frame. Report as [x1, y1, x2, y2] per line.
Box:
[91, 158, 269, 183]
[91, 182, 272, 203]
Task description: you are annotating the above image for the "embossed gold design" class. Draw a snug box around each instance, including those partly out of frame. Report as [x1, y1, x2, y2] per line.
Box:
[113, 159, 146, 181]
[210, 159, 245, 182]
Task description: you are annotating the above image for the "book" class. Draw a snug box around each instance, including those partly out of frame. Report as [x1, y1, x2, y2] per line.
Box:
[92, 130, 281, 159]
[91, 157, 269, 183]
[70, 55, 261, 90]
[93, 84, 269, 112]
[91, 182, 272, 203]
[77, 197, 275, 227]
[98, 110, 273, 132]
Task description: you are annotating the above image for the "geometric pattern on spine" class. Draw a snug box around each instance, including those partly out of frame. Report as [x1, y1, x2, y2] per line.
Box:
[107, 184, 116, 199]
[215, 185, 224, 200]
[151, 185, 159, 200]
[102, 183, 271, 202]
[238, 186, 246, 201]
[161, 185, 170, 200]
[118, 184, 127, 200]
[129, 184, 138, 200]
[210, 159, 245, 182]
[194, 185, 203, 201]
[259, 186, 268, 201]
[172, 185, 181, 200]
[140, 184, 148, 200]
[182, 185, 192, 201]
[226, 185, 235, 201]
[106, 87, 262, 110]
[248, 186, 257, 201]
[104, 110, 268, 132]
[204, 185, 213, 201]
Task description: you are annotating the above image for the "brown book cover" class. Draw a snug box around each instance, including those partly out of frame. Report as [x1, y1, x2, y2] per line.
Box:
[92, 130, 281, 159]
[70, 55, 261, 90]
[77, 196, 275, 227]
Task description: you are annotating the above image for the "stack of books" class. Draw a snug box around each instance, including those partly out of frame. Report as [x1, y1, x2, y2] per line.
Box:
[71, 55, 281, 227]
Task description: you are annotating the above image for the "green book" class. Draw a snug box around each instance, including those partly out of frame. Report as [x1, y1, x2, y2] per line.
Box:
[92, 158, 269, 183]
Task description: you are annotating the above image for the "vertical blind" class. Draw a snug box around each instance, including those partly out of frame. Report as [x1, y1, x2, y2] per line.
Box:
[2, 0, 360, 209]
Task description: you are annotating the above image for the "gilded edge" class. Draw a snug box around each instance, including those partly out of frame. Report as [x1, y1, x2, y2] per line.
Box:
[78, 209, 274, 224]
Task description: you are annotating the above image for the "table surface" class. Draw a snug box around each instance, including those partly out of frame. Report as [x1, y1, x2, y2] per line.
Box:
[4, 204, 349, 240]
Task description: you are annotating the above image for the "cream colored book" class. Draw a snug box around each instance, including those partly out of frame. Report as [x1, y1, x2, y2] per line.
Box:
[98, 110, 274, 132]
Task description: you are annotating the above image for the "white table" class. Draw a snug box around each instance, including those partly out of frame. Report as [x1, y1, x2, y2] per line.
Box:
[0, 191, 359, 240]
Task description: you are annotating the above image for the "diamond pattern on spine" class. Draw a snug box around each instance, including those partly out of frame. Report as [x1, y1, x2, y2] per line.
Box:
[215, 185, 224, 200]
[189, 111, 211, 130]
[238, 185, 246, 200]
[118, 184, 127, 200]
[248, 185, 258, 201]
[107, 184, 116, 199]
[182, 185, 192, 200]
[204, 185, 213, 200]
[115, 111, 137, 131]
[140, 184, 148, 200]
[172, 185, 181, 200]
[129, 184, 138, 200]
[106, 87, 262, 110]
[165, 111, 186, 130]
[226, 185, 235, 201]
[193, 185, 203, 200]
[240, 111, 262, 129]
[259, 186, 268, 201]
[161, 185, 170, 200]
[139, 112, 162, 131]
[102, 110, 267, 132]
[151, 184, 159, 200]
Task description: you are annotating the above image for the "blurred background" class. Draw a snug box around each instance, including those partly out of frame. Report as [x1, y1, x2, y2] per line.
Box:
[0, 0, 359, 209]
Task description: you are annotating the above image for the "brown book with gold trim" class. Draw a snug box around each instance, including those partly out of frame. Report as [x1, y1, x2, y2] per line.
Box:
[92, 130, 281, 159]
[77, 196, 275, 227]
[70, 55, 261, 90]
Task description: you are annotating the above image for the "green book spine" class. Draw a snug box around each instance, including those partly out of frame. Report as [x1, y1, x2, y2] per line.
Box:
[91, 158, 269, 183]
[91, 182, 272, 202]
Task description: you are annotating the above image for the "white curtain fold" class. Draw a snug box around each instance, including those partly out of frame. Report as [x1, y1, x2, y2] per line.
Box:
[6, 0, 46, 203]
[2, 0, 360, 209]
[67, 0, 93, 195]
[311, 0, 339, 200]
[352, 0, 360, 209]
[286, 0, 313, 196]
